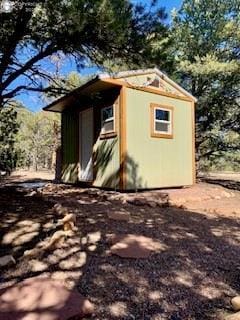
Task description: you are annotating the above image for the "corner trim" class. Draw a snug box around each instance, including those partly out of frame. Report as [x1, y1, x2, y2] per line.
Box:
[191, 101, 196, 184]
[119, 86, 127, 190]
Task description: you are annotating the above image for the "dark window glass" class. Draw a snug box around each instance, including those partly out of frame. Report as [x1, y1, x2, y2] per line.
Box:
[101, 105, 114, 133]
[102, 106, 113, 121]
[147, 77, 160, 88]
[155, 109, 169, 121]
[155, 122, 169, 133]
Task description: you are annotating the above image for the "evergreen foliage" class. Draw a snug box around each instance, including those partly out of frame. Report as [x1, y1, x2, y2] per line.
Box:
[171, 0, 240, 171]
[0, 0, 168, 105]
[0, 105, 19, 172]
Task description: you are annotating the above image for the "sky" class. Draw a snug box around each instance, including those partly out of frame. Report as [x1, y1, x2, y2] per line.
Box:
[17, 0, 182, 112]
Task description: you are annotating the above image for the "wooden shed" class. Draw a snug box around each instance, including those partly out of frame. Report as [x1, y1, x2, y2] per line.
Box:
[44, 68, 197, 190]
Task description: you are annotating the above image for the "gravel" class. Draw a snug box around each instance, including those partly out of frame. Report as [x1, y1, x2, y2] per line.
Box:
[0, 183, 240, 319]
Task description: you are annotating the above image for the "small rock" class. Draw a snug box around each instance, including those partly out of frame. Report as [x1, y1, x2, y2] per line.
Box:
[148, 201, 157, 208]
[54, 203, 69, 216]
[28, 190, 37, 197]
[0, 277, 94, 320]
[43, 221, 55, 231]
[127, 197, 146, 206]
[106, 194, 121, 201]
[107, 211, 130, 221]
[0, 255, 15, 268]
[157, 199, 167, 206]
[29, 259, 48, 272]
[88, 245, 97, 251]
[61, 213, 76, 224]
[87, 189, 101, 196]
[100, 194, 108, 201]
[81, 237, 88, 245]
[24, 248, 42, 257]
[231, 296, 240, 311]
[87, 231, 101, 244]
[108, 234, 166, 259]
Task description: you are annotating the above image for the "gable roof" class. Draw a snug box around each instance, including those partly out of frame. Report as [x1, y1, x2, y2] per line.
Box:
[99, 67, 197, 102]
[43, 67, 197, 112]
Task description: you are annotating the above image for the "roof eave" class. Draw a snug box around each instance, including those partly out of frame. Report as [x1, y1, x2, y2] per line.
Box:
[43, 67, 197, 113]
[43, 76, 124, 113]
[43, 76, 101, 112]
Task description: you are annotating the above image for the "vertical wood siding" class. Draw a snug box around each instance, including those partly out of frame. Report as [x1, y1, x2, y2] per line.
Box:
[61, 110, 79, 183]
[126, 88, 194, 189]
[92, 91, 120, 189]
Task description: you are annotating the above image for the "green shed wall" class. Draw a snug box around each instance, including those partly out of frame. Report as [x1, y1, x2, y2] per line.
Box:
[61, 110, 79, 183]
[93, 136, 120, 189]
[60, 88, 121, 187]
[92, 99, 120, 189]
[125, 88, 194, 189]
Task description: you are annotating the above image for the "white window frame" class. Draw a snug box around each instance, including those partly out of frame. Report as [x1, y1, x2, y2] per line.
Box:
[154, 107, 172, 135]
[101, 105, 115, 134]
[150, 103, 173, 139]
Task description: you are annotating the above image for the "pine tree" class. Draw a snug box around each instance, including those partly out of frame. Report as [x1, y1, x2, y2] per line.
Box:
[171, 0, 240, 171]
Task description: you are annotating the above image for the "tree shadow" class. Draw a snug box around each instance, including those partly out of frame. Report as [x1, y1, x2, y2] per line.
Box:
[125, 154, 148, 190]
[77, 203, 240, 319]
[202, 177, 240, 191]
[93, 138, 118, 188]
[0, 186, 55, 259]
[0, 277, 93, 320]
[92, 135, 148, 190]
[1, 184, 240, 319]
[93, 138, 147, 190]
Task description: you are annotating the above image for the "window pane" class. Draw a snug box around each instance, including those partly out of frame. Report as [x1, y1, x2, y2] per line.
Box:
[148, 77, 160, 88]
[151, 78, 160, 87]
[155, 122, 169, 133]
[102, 120, 114, 133]
[155, 109, 169, 121]
[102, 106, 113, 121]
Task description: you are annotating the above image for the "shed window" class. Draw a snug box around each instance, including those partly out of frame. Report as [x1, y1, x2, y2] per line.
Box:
[101, 105, 115, 134]
[150, 104, 173, 138]
[147, 76, 160, 88]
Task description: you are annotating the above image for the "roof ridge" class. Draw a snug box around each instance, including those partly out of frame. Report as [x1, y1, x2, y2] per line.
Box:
[99, 67, 197, 102]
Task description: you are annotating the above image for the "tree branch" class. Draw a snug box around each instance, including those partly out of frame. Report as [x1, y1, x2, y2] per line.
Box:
[2, 84, 69, 100]
[0, 6, 33, 82]
[1, 44, 55, 92]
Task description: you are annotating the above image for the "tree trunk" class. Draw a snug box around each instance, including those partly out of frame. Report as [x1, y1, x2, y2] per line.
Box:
[33, 156, 38, 171]
[55, 146, 62, 183]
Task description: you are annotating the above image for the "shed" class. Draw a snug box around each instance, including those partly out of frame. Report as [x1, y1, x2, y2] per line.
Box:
[44, 68, 197, 190]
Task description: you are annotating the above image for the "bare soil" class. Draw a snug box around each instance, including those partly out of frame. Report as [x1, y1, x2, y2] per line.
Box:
[0, 171, 240, 319]
[4, 169, 54, 183]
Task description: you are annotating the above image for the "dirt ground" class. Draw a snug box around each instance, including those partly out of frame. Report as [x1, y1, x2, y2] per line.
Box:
[4, 169, 54, 182]
[1, 171, 240, 319]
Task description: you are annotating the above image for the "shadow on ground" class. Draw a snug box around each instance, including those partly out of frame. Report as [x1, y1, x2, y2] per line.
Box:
[202, 177, 240, 192]
[0, 185, 240, 319]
